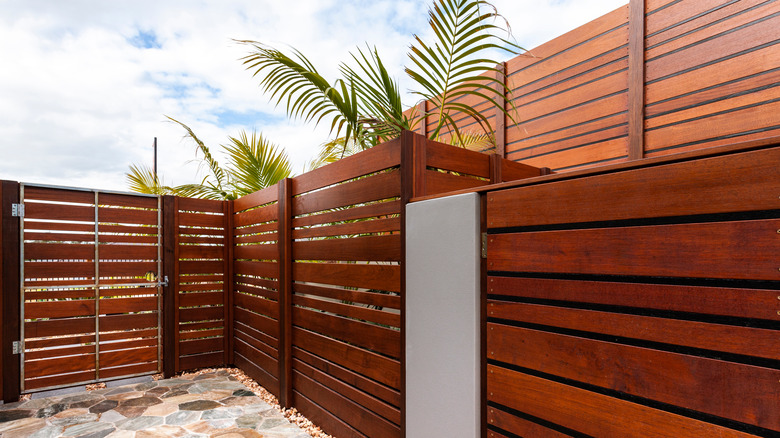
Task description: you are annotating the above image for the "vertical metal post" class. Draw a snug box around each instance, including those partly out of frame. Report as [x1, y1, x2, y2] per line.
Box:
[94, 192, 100, 381]
[153, 137, 158, 176]
[156, 195, 163, 372]
[18, 184, 25, 393]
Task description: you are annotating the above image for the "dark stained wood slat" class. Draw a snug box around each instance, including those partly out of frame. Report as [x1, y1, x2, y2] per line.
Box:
[426, 140, 491, 177]
[178, 306, 224, 323]
[234, 337, 277, 378]
[645, 100, 780, 153]
[178, 260, 224, 275]
[99, 337, 158, 352]
[25, 318, 95, 339]
[487, 405, 572, 438]
[176, 211, 223, 228]
[178, 244, 225, 260]
[293, 170, 401, 216]
[178, 351, 222, 370]
[99, 362, 158, 379]
[177, 197, 225, 213]
[100, 297, 157, 314]
[488, 146, 780, 227]
[293, 235, 401, 262]
[292, 391, 364, 438]
[488, 220, 780, 281]
[179, 291, 225, 307]
[234, 326, 277, 359]
[294, 358, 401, 425]
[234, 353, 279, 397]
[234, 243, 278, 261]
[293, 347, 401, 408]
[233, 260, 278, 279]
[24, 261, 94, 279]
[292, 327, 400, 390]
[488, 324, 780, 430]
[179, 337, 223, 356]
[292, 217, 400, 240]
[100, 313, 158, 331]
[293, 295, 400, 328]
[25, 345, 94, 361]
[293, 283, 400, 310]
[25, 300, 95, 319]
[24, 203, 94, 222]
[293, 307, 401, 359]
[23, 187, 94, 204]
[489, 364, 758, 438]
[100, 346, 157, 368]
[293, 262, 400, 293]
[488, 300, 780, 360]
[98, 207, 157, 225]
[98, 193, 158, 209]
[233, 307, 279, 338]
[645, 44, 780, 105]
[234, 203, 278, 228]
[292, 200, 400, 229]
[24, 371, 95, 391]
[425, 170, 488, 196]
[645, 13, 780, 82]
[293, 369, 400, 438]
[24, 354, 95, 379]
[292, 139, 401, 195]
[25, 242, 94, 260]
[234, 292, 277, 319]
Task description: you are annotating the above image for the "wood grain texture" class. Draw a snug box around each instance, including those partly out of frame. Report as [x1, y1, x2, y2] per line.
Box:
[487, 365, 759, 438]
[488, 323, 780, 429]
[488, 275, 780, 323]
[489, 145, 780, 227]
[488, 219, 780, 280]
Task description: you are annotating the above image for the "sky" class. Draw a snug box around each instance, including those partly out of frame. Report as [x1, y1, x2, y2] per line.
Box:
[0, 0, 627, 192]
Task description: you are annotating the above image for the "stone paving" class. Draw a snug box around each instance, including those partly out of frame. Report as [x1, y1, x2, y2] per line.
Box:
[0, 371, 311, 438]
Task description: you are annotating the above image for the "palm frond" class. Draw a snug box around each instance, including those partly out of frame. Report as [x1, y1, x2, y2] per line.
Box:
[165, 115, 231, 193]
[126, 163, 176, 195]
[406, 0, 524, 142]
[236, 40, 368, 148]
[223, 130, 292, 196]
[303, 137, 364, 172]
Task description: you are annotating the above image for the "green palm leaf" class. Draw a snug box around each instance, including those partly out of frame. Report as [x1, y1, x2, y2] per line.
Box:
[223, 131, 292, 196]
[125, 163, 175, 195]
[236, 41, 368, 150]
[406, 0, 524, 142]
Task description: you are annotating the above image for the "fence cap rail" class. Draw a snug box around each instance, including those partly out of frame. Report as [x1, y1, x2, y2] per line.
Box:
[409, 135, 780, 203]
[20, 182, 159, 198]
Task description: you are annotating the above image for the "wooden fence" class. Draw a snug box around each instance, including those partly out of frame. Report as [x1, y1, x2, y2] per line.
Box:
[227, 132, 543, 437]
[483, 139, 780, 437]
[411, 0, 780, 172]
[0, 132, 543, 437]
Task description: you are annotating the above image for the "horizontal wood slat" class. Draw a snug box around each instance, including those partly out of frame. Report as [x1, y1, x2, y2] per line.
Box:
[488, 219, 780, 280]
[487, 365, 758, 438]
[488, 323, 780, 429]
[487, 146, 780, 228]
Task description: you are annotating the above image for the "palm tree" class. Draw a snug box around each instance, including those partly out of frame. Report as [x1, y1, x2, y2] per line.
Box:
[126, 117, 292, 199]
[237, 0, 524, 163]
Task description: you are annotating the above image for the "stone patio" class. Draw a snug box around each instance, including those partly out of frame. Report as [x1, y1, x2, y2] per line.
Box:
[0, 371, 311, 438]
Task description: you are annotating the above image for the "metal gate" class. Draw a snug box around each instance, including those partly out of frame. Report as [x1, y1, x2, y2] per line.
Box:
[19, 184, 163, 393]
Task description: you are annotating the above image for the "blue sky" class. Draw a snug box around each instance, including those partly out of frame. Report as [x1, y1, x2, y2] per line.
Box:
[0, 0, 626, 191]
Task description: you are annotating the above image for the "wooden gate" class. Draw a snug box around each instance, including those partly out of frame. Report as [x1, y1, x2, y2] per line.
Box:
[20, 184, 163, 393]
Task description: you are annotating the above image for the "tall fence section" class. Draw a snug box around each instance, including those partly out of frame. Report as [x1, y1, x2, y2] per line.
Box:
[484, 140, 780, 437]
[411, 0, 779, 172]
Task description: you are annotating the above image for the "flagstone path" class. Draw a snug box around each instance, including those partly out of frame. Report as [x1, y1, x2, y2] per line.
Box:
[0, 370, 311, 437]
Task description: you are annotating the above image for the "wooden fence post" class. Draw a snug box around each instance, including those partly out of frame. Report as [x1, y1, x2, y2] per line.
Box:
[223, 200, 235, 366]
[628, 0, 646, 160]
[161, 195, 177, 378]
[1, 180, 21, 402]
[277, 179, 293, 408]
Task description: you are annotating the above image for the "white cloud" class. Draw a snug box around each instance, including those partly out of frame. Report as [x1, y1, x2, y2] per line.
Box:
[0, 0, 626, 192]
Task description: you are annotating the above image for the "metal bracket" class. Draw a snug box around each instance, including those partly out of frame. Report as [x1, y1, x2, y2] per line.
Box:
[11, 203, 24, 217]
[12, 341, 22, 355]
[481, 232, 488, 259]
[159, 276, 169, 287]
